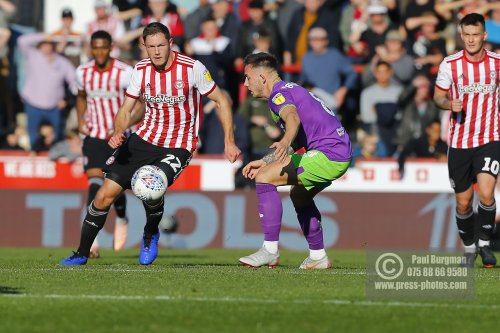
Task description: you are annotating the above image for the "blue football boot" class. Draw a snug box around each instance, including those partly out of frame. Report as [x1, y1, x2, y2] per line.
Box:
[60, 251, 88, 265]
[139, 233, 160, 265]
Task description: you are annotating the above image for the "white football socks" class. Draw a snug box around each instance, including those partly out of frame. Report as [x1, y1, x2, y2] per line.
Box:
[263, 241, 278, 254]
[478, 239, 490, 247]
[310, 249, 327, 260]
[464, 243, 476, 253]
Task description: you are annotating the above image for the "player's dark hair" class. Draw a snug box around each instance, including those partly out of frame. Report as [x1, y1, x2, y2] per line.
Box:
[243, 52, 279, 72]
[143, 22, 171, 42]
[90, 30, 112, 44]
[460, 13, 485, 30]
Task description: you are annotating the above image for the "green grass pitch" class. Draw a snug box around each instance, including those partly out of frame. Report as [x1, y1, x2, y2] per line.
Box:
[1, 248, 499, 333]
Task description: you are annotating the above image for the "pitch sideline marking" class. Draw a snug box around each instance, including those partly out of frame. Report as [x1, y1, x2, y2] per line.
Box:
[2, 293, 500, 310]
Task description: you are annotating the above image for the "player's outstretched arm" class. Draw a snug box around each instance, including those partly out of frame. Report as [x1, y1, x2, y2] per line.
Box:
[206, 86, 241, 163]
[109, 96, 137, 148]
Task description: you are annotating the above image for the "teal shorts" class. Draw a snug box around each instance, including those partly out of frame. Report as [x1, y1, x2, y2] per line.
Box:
[290, 150, 351, 190]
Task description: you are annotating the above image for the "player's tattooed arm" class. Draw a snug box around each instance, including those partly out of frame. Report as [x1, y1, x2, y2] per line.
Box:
[262, 147, 295, 165]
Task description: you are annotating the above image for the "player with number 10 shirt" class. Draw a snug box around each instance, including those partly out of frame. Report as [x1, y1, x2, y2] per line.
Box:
[434, 13, 500, 268]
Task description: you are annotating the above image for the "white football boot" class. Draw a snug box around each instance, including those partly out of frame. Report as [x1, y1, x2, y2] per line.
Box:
[239, 247, 279, 268]
[299, 255, 332, 270]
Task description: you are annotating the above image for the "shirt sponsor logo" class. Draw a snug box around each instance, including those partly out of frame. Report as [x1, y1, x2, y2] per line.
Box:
[143, 94, 187, 105]
[272, 93, 286, 105]
[458, 83, 496, 94]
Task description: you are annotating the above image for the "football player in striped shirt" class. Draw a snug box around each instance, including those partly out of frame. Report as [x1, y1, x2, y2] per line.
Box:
[75, 30, 136, 257]
[434, 13, 500, 268]
[61, 22, 241, 266]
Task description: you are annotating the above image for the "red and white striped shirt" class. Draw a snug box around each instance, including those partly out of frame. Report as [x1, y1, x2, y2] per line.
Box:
[76, 59, 133, 140]
[125, 52, 216, 152]
[435, 50, 500, 149]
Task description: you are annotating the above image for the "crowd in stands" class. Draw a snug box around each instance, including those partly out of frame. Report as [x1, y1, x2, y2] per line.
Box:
[1, 0, 500, 183]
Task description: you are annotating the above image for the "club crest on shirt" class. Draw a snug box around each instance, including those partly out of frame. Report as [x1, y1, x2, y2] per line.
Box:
[106, 155, 115, 166]
[490, 71, 496, 80]
[272, 93, 286, 105]
[204, 70, 212, 82]
[175, 80, 185, 89]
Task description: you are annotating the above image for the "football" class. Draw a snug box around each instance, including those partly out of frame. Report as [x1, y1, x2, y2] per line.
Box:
[131, 165, 168, 201]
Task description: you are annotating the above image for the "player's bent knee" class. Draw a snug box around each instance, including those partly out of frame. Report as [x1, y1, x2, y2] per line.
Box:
[478, 194, 495, 206]
[456, 200, 472, 215]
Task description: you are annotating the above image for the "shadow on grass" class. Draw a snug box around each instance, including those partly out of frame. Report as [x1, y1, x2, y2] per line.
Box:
[0, 286, 23, 294]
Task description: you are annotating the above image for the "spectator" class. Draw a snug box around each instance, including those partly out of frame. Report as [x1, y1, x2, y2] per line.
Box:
[184, 0, 212, 40]
[208, 0, 240, 104]
[275, 0, 303, 46]
[395, 74, 441, 150]
[404, 0, 445, 47]
[51, 8, 83, 67]
[339, 0, 369, 59]
[86, 0, 126, 57]
[485, 7, 500, 48]
[185, 17, 232, 89]
[234, 0, 282, 68]
[398, 119, 447, 177]
[31, 122, 56, 153]
[48, 129, 82, 162]
[238, 95, 281, 159]
[210, 0, 240, 54]
[300, 27, 358, 112]
[0, 0, 14, 59]
[17, 32, 76, 148]
[252, 28, 273, 54]
[113, 0, 144, 30]
[0, 0, 15, 131]
[0, 126, 24, 150]
[363, 29, 415, 86]
[412, 11, 446, 78]
[357, 3, 395, 62]
[198, 91, 249, 155]
[140, 0, 184, 47]
[359, 61, 402, 154]
[351, 129, 388, 166]
[284, 0, 343, 66]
